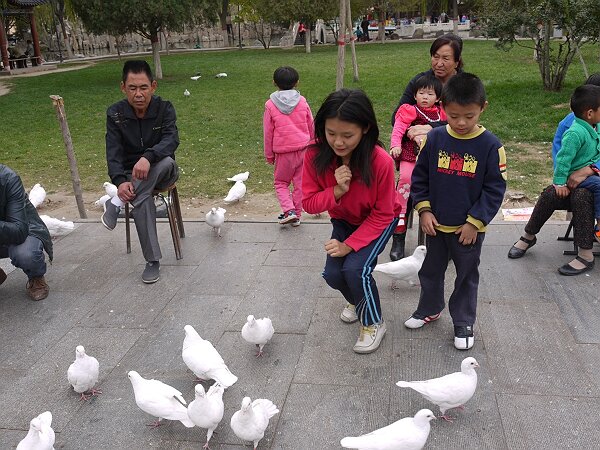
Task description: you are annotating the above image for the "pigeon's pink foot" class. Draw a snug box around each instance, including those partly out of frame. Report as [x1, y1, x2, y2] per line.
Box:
[146, 419, 162, 428]
[87, 388, 102, 397]
[255, 350, 264, 358]
[440, 414, 454, 422]
[202, 443, 210, 449]
[79, 392, 91, 402]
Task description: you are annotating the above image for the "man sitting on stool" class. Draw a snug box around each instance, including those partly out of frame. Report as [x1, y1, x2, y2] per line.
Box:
[0, 164, 52, 300]
[102, 60, 179, 284]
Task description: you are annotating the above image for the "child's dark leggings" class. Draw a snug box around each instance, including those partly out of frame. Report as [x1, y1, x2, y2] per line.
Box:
[415, 231, 484, 326]
[524, 185, 594, 250]
[322, 218, 398, 326]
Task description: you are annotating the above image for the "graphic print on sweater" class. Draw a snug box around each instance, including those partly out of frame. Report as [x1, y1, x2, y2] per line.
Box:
[437, 150, 478, 178]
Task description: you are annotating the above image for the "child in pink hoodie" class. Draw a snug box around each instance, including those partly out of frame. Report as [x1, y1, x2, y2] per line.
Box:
[264, 66, 314, 225]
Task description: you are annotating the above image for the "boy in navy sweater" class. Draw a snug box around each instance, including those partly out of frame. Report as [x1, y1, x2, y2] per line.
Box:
[405, 73, 507, 350]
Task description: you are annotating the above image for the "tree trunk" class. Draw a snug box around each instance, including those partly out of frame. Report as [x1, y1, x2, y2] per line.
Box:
[58, 17, 74, 59]
[304, 21, 311, 54]
[346, 0, 358, 82]
[336, 0, 347, 90]
[151, 32, 162, 79]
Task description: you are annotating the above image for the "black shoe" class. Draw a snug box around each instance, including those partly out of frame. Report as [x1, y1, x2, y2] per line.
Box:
[507, 235, 536, 259]
[454, 325, 474, 350]
[389, 233, 406, 261]
[558, 256, 594, 276]
[142, 261, 160, 284]
[101, 201, 121, 230]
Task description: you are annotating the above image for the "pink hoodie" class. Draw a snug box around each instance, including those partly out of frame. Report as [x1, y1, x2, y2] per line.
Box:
[263, 90, 314, 162]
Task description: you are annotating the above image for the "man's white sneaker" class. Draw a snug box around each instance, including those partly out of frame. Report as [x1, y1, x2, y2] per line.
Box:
[353, 321, 386, 354]
[340, 303, 358, 323]
[404, 312, 441, 329]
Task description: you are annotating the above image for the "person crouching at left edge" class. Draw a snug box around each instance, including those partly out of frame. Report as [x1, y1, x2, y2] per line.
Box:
[0, 164, 52, 301]
[302, 89, 402, 354]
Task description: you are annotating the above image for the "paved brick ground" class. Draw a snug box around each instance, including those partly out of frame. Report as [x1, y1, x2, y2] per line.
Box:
[1, 219, 599, 449]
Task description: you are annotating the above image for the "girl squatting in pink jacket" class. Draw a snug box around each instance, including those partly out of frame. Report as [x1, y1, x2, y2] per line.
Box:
[263, 66, 315, 225]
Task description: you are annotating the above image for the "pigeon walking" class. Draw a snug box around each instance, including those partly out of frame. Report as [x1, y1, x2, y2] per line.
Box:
[184, 89, 191, 98]
[227, 171, 250, 182]
[187, 383, 225, 449]
[182, 325, 238, 387]
[374, 245, 427, 288]
[67, 345, 101, 401]
[215, 73, 228, 78]
[340, 409, 435, 450]
[16, 411, 55, 450]
[40, 215, 75, 237]
[230, 397, 279, 450]
[190, 75, 201, 81]
[396, 357, 479, 422]
[127, 371, 194, 428]
[206, 207, 226, 237]
[103, 181, 118, 198]
[224, 180, 246, 203]
[241, 315, 274, 357]
[28, 183, 46, 208]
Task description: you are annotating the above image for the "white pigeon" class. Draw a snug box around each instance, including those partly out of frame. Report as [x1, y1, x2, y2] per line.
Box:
[67, 345, 101, 401]
[184, 89, 191, 97]
[373, 245, 427, 288]
[224, 180, 246, 203]
[241, 315, 274, 357]
[215, 73, 228, 78]
[396, 357, 479, 422]
[40, 215, 75, 237]
[28, 183, 46, 208]
[94, 194, 111, 209]
[103, 181, 118, 198]
[181, 325, 238, 388]
[127, 370, 194, 428]
[340, 409, 435, 450]
[230, 397, 279, 450]
[190, 75, 201, 80]
[16, 411, 55, 450]
[187, 383, 225, 449]
[206, 207, 226, 237]
[227, 171, 250, 182]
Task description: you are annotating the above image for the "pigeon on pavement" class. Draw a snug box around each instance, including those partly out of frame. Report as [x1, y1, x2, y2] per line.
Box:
[224, 180, 246, 203]
[230, 397, 279, 450]
[340, 409, 435, 450]
[16, 411, 55, 450]
[396, 357, 479, 422]
[127, 370, 194, 428]
[206, 207, 226, 237]
[40, 215, 75, 237]
[67, 345, 101, 401]
[227, 171, 250, 182]
[187, 383, 225, 449]
[103, 181, 118, 198]
[182, 325, 238, 388]
[373, 245, 427, 288]
[28, 183, 46, 208]
[241, 315, 274, 357]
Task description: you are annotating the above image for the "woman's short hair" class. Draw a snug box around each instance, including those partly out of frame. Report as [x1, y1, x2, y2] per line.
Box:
[313, 89, 382, 186]
[430, 34, 463, 69]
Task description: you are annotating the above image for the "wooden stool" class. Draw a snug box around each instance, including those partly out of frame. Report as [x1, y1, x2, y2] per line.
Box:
[125, 185, 185, 260]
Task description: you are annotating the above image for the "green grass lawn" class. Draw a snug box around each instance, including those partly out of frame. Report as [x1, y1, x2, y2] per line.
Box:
[1, 40, 599, 201]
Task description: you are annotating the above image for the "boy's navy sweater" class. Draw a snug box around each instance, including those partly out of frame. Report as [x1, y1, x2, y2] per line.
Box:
[411, 125, 507, 232]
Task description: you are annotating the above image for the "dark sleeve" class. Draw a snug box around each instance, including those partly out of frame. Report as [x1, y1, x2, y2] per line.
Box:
[105, 108, 128, 187]
[391, 72, 423, 126]
[0, 173, 30, 246]
[142, 101, 179, 164]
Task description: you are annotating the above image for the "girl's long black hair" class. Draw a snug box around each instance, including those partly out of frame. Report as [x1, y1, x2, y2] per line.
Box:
[313, 89, 382, 186]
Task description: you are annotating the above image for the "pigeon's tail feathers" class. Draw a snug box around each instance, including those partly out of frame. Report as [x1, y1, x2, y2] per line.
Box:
[211, 367, 238, 388]
[254, 399, 279, 419]
[179, 415, 195, 428]
[340, 436, 363, 448]
[396, 381, 412, 388]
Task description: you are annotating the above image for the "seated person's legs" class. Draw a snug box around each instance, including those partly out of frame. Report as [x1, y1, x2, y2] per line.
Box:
[576, 176, 600, 235]
[558, 187, 595, 275]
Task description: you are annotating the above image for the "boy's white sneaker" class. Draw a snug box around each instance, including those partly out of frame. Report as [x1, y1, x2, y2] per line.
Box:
[454, 325, 474, 350]
[340, 303, 358, 323]
[353, 321, 386, 354]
